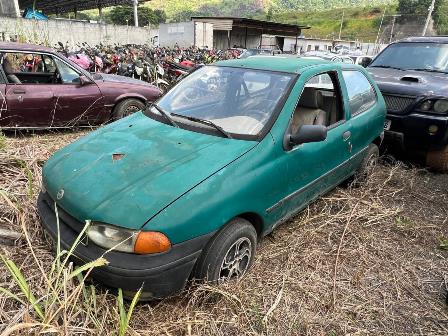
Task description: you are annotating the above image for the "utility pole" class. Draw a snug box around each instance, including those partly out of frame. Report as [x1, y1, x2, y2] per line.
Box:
[375, 7, 387, 48]
[133, 0, 139, 27]
[389, 15, 400, 43]
[422, 0, 436, 36]
[338, 10, 345, 40]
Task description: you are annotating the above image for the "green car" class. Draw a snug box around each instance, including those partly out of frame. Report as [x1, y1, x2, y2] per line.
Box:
[38, 56, 386, 299]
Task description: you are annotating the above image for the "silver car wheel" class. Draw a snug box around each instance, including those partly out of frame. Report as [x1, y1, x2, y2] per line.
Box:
[219, 237, 252, 281]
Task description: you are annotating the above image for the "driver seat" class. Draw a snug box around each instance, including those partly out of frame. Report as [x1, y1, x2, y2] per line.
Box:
[2, 58, 22, 84]
[291, 87, 327, 133]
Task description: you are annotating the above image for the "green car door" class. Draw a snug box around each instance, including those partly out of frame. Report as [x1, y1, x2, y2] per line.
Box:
[339, 68, 386, 167]
[265, 66, 355, 228]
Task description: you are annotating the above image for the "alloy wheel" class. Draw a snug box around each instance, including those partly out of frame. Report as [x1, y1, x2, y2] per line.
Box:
[219, 237, 252, 281]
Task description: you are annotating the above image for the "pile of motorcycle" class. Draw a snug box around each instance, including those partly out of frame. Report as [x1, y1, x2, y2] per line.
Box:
[55, 42, 242, 93]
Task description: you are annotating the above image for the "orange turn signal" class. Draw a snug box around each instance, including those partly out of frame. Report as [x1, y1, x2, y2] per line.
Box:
[134, 231, 171, 254]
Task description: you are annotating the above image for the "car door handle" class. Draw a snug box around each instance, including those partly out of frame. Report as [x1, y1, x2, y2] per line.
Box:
[342, 131, 351, 141]
[13, 89, 26, 94]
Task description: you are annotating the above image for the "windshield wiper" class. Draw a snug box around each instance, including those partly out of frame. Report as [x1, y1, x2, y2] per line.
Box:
[149, 103, 178, 128]
[412, 68, 448, 74]
[370, 65, 404, 70]
[171, 113, 232, 139]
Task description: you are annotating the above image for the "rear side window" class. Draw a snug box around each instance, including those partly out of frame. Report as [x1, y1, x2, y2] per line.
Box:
[342, 71, 376, 116]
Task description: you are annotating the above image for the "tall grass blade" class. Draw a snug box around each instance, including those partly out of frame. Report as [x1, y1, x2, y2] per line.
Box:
[117, 287, 141, 336]
[0, 287, 26, 305]
[118, 289, 127, 336]
[0, 255, 45, 320]
[69, 258, 109, 280]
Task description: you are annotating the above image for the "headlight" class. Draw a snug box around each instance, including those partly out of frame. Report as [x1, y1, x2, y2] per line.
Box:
[420, 100, 432, 111]
[87, 223, 171, 254]
[433, 99, 448, 114]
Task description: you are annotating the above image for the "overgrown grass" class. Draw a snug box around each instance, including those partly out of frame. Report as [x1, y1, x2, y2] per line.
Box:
[0, 132, 447, 335]
[0, 132, 6, 151]
[0, 192, 140, 335]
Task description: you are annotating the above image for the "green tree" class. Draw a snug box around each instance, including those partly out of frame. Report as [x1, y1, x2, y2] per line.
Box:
[434, 0, 448, 33]
[397, 0, 441, 15]
[107, 6, 166, 26]
[398, 0, 448, 33]
[266, 7, 274, 21]
[171, 10, 197, 22]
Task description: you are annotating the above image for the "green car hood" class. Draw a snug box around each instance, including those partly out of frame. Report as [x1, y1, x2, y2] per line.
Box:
[43, 112, 256, 230]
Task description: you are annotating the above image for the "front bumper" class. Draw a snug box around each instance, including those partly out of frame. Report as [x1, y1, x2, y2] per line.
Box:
[386, 112, 448, 151]
[37, 192, 213, 299]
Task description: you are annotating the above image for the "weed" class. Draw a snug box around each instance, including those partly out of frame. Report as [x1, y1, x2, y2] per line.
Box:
[118, 288, 141, 336]
[0, 132, 6, 151]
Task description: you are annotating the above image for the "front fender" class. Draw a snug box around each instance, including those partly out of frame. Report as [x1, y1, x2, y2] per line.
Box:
[113, 93, 148, 105]
[142, 139, 277, 244]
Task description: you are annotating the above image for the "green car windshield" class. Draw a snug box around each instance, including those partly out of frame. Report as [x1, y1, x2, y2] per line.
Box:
[148, 66, 294, 138]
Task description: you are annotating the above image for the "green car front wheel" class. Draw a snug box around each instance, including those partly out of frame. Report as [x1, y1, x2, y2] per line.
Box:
[193, 218, 257, 282]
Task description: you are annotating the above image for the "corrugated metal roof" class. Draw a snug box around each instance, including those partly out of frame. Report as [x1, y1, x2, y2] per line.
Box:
[18, 0, 151, 13]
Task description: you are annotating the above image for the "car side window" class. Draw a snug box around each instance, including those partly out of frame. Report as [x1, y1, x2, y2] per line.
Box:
[2, 52, 59, 84]
[53, 57, 81, 84]
[2, 53, 43, 73]
[290, 72, 344, 134]
[342, 70, 376, 116]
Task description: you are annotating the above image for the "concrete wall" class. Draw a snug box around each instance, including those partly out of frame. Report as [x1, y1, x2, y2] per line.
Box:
[0, 0, 19, 17]
[158, 22, 195, 48]
[0, 16, 157, 48]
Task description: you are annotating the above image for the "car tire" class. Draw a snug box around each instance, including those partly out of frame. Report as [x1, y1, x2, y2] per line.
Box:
[426, 145, 448, 172]
[353, 143, 379, 184]
[112, 99, 145, 120]
[193, 218, 257, 283]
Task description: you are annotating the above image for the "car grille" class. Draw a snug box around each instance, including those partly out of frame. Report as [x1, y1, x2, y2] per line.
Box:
[382, 94, 416, 114]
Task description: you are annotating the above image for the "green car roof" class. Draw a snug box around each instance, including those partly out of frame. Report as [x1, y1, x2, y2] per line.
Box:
[215, 56, 330, 74]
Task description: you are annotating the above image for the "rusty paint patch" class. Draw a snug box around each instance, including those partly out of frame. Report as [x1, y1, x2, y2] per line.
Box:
[112, 153, 125, 161]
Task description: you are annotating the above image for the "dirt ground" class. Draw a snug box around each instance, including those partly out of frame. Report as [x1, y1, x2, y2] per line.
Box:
[0, 130, 447, 335]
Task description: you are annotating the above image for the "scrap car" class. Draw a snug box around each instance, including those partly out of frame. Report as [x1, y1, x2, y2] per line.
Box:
[368, 36, 448, 171]
[0, 42, 162, 128]
[38, 57, 386, 299]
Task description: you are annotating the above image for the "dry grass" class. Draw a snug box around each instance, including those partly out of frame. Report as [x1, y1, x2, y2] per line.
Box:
[0, 130, 447, 335]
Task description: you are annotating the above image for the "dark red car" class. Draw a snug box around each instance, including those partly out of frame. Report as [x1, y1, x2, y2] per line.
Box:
[0, 42, 162, 128]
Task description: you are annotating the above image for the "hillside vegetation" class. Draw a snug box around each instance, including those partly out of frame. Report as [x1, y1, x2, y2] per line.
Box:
[141, 0, 397, 42]
[257, 7, 396, 42]
[81, 0, 448, 42]
[144, 0, 395, 19]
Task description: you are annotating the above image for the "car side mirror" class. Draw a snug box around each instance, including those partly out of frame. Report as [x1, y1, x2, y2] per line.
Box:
[79, 75, 93, 86]
[361, 58, 372, 67]
[289, 125, 327, 147]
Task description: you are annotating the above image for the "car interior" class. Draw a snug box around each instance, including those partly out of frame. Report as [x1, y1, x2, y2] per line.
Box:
[164, 69, 293, 135]
[1, 52, 61, 85]
[290, 72, 344, 134]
